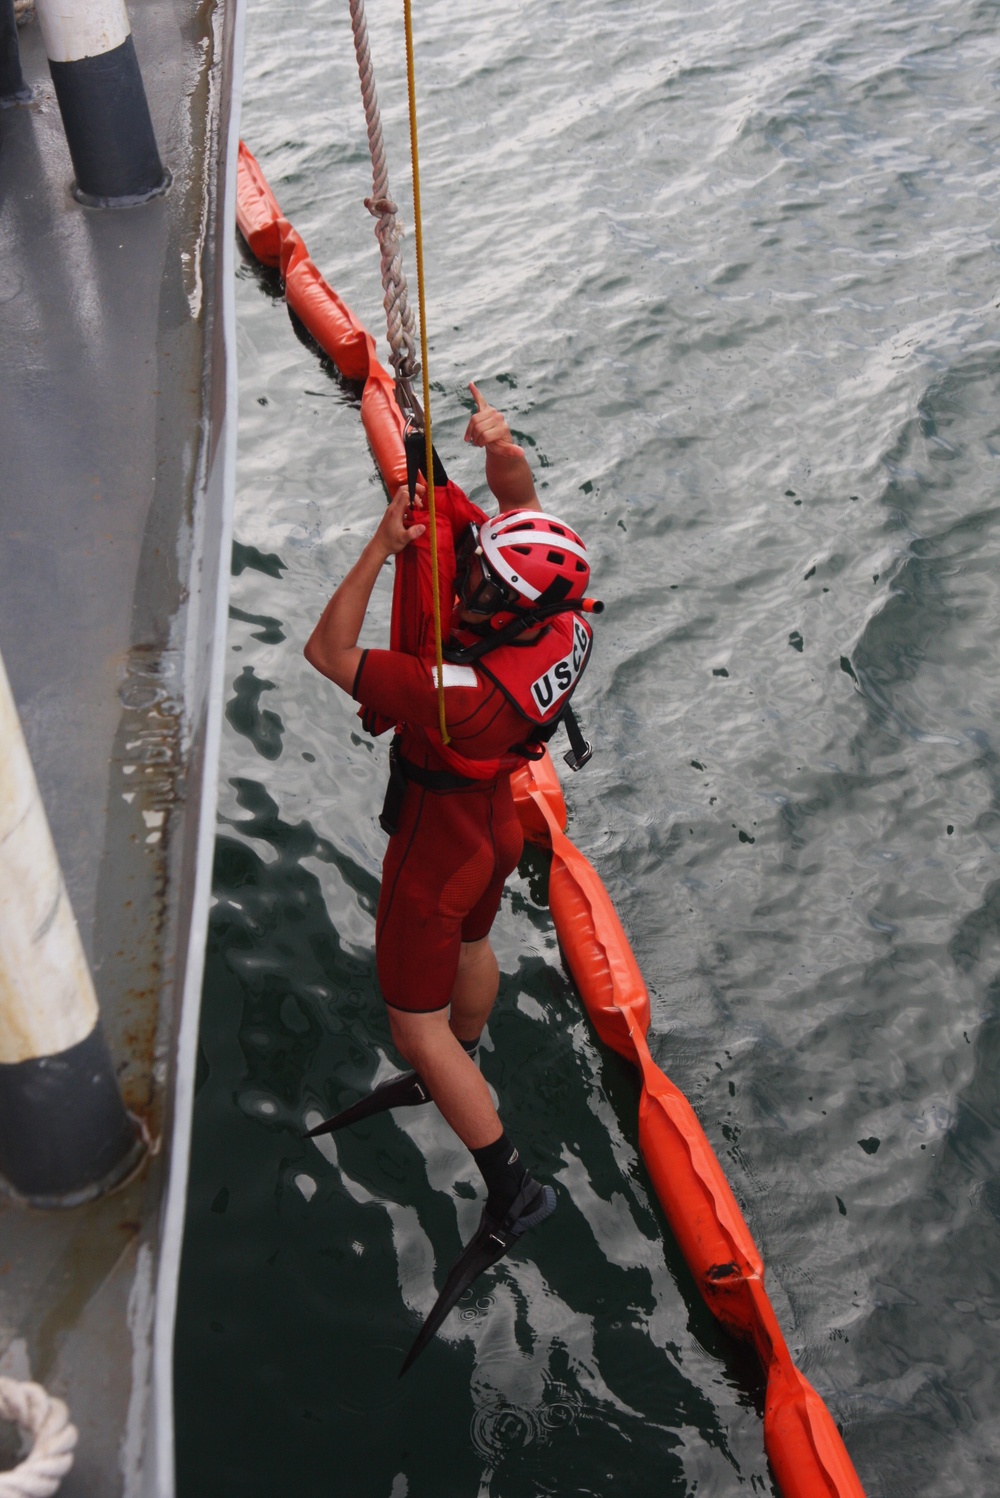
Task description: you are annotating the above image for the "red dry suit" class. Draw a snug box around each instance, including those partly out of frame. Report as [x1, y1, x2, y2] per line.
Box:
[354, 480, 592, 1012]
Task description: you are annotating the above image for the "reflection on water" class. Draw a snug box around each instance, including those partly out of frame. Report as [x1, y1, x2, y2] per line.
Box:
[177, 0, 1000, 1493]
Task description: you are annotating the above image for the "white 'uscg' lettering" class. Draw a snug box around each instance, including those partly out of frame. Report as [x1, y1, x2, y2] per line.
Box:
[529, 617, 590, 713]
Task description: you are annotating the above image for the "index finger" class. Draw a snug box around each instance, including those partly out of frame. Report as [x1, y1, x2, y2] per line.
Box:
[468, 381, 489, 412]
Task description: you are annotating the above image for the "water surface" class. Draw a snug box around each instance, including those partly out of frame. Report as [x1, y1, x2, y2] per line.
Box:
[177, 2, 1000, 1493]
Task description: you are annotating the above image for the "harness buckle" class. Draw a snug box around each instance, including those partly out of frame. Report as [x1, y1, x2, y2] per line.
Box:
[395, 373, 424, 428]
[562, 704, 593, 771]
[563, 739, 593, 772]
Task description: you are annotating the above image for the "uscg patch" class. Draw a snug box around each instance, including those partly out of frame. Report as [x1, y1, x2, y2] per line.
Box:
[530, 617, 590, 714]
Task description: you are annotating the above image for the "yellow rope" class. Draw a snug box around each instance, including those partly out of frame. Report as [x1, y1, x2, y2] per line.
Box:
[403, 0, 449, 746]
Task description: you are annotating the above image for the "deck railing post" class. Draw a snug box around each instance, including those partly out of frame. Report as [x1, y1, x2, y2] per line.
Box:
[0, 649, 142, 1205]
[0, 0, 30, 104]
[33, 0, 169, 205]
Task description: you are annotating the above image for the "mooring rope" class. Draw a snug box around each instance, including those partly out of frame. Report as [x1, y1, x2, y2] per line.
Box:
[348, 0, 419, 385]
[0, 1378, 77, 1498]
[401, 0, 448, 744]
[347, 0, 449, 743]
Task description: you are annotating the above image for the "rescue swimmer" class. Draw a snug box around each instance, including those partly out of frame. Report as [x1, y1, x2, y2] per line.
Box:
[303, 385, 599, 1370]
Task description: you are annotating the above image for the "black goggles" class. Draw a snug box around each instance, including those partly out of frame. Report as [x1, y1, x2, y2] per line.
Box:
[456, 528, 519, 617]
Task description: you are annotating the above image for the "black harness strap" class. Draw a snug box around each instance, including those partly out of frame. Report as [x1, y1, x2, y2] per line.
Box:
[379, 735, 483, 835]
[378, 737, 409, 834]
[396, 752, 481, 792]
[561, 704, 593, 771]
[511, 703, 593, 772]
[404, 427, 450, 503]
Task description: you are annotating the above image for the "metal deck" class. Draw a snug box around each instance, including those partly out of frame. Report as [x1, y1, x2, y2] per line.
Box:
[0, 1, 242, 1491]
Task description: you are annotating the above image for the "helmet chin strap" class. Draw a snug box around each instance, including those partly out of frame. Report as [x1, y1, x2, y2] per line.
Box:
[445, 600, 582, 664]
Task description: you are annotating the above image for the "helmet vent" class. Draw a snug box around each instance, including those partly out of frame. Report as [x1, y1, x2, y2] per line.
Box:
[483, 511, 589, 608]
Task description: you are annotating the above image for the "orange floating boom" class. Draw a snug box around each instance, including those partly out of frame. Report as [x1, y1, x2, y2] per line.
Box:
[510, 756, 865, 1498]
[235, 141, 866, 1498]
[236, 142, 408, 493]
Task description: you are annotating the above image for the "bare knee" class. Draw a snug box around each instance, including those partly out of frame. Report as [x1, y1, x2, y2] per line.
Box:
[388, 1006, 451, 1072]
[458, 935, 496, 972]
[448, 939, 498, 1039]
[453, 936, 498, 1000]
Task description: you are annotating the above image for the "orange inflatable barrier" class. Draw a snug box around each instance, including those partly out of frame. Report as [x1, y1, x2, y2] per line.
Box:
[236, 142, 408, 493]
[236, 141, 866, 1498]
[510, 759, 865, 1498]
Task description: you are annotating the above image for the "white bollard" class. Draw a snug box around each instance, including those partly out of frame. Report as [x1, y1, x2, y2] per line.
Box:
[0, 650, 140, 1204]
[33, 0, 168, 205]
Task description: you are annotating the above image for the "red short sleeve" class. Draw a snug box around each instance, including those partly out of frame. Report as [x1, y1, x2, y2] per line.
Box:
[354, 650, 481, 728]
[354, 649, 527, 759]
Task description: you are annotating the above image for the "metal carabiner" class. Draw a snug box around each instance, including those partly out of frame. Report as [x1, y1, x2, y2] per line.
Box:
[394, 371, 424, 428]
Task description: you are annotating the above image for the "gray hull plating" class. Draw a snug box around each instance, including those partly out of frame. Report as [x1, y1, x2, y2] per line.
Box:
[0, 0, 243, 1491]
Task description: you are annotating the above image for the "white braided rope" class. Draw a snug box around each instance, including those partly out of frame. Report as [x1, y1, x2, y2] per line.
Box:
[348, 0, 419, 379]
[0, 1380, 76, 1498]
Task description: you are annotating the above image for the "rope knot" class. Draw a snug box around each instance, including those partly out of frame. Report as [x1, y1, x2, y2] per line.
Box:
[0, 1376, 77, 1497]
[364, 195, 397, 219]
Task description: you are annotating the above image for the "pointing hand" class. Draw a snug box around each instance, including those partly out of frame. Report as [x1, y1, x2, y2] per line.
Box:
[464, 383, 517, 452]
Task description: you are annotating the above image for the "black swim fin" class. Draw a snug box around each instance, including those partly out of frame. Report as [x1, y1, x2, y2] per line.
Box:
[305, 1071, 431, 1138]
[399, 1178, 556, 1376]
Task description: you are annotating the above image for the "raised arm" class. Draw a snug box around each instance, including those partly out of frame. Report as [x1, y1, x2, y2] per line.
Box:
[464, 383, 541, 513]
